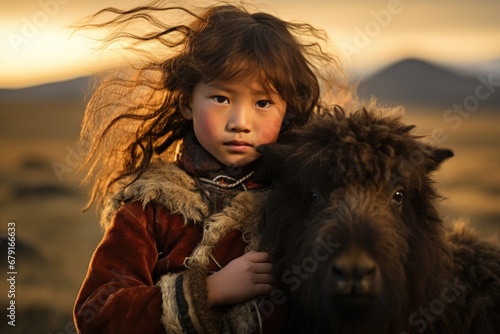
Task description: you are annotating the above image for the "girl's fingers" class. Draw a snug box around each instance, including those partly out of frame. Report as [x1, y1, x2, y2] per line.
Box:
[254, 273, 275, 284]
[253, 283, 275, 296]
[253, 272, 280, 290]
[244, 251, 272, 263]
[253, 262, 273, 274]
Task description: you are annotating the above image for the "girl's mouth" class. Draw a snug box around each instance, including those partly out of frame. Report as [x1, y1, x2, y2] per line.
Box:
[224, 140, 252, 152]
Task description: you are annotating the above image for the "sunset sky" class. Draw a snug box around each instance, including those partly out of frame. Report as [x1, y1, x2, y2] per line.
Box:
[1, 0, 499, 88]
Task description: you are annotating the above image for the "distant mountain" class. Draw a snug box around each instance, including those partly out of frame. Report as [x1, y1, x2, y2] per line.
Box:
[357, 58, 500, 109]
[447, 58, 500, 78]
[0, 76, 90, 103]
[1, 59, 499, 110]
[0, 77, 90, 139]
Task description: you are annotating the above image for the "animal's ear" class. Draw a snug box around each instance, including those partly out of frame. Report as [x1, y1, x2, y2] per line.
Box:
[254, 143, 295, 180]
[427, 148, 454, 171]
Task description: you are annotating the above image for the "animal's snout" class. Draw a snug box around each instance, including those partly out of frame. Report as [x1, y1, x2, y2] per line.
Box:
[331, 250, 379, 296]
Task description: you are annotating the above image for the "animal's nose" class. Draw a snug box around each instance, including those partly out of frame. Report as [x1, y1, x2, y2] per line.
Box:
[331, 251, 378, 296]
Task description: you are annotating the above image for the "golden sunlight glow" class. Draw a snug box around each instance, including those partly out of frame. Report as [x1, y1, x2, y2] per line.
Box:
[0, 24, 122, 88]
[1, 0, 499, 88]
[331, 31, 500, 75]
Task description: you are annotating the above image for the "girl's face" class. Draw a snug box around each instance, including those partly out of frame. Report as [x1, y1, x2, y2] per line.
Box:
[182, 75, 286, 167]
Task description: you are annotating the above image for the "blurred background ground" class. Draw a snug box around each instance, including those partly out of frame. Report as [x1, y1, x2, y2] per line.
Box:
[0, 80, 101, 334]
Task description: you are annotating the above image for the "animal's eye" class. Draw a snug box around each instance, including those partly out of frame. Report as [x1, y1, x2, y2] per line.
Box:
[392, 189, 405, 205]
[310, 190, 324, 206]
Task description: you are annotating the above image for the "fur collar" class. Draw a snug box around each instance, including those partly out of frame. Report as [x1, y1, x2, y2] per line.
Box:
[100, 158, 269, 241]
[100, 158, 209, 229]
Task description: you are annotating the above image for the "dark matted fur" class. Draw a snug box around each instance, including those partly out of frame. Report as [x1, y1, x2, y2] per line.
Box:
[258, 107, 500, 334]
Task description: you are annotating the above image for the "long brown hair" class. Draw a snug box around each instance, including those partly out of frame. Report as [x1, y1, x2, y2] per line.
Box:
[76, 0, 355, 212]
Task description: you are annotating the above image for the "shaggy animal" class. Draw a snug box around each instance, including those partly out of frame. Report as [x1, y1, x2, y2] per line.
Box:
[258, 107, 500, 334]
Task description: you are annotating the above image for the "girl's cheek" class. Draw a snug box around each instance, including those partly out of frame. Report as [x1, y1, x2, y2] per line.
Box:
[260, 113, 285, 143]
[194, 113, 218, 143]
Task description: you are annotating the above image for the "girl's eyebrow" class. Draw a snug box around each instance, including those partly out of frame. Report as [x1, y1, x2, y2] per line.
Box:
[206, 82, 231, 92]
[207, 82, 270, 96]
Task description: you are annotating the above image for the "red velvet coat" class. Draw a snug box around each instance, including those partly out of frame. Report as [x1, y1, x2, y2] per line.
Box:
[74, 159, 287, 333]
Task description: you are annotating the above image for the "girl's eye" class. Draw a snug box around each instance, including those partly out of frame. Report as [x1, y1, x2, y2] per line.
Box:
[213, 96, 229, 104]
[256, 100, 272, 108]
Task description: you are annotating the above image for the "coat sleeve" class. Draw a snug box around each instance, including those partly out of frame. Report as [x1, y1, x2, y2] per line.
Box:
[73, 201, 223, 334]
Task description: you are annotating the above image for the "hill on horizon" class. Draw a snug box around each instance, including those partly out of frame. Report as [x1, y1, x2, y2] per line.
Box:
[1, 58, 499, 111]
[357, 58, 500, 109]
[0, 76, 90, 103]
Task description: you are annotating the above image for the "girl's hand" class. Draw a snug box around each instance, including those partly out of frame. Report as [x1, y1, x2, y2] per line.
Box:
[206, 251, 276, 307]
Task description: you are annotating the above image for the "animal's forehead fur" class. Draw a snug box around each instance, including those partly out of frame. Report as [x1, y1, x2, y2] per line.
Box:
[285, 109, 428, 188]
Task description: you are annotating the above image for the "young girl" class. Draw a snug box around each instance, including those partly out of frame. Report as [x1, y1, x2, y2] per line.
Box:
[74, 1, 351, 333]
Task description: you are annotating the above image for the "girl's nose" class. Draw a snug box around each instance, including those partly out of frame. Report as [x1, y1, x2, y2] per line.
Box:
[227, 106, 251, 133]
